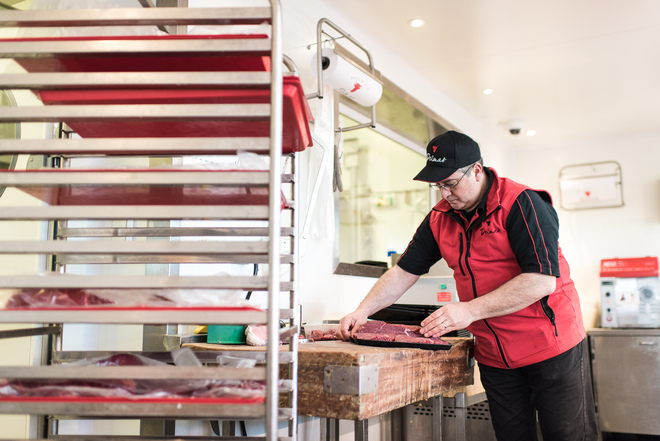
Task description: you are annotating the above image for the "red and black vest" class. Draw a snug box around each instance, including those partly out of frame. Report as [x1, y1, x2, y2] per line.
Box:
[430, 169, 585, 368]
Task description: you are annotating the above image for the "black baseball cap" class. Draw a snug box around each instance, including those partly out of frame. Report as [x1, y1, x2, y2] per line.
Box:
[413, 131, 482, 182]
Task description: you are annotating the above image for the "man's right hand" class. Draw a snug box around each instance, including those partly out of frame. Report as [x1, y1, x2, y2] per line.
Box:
[337, 311, 368, 341]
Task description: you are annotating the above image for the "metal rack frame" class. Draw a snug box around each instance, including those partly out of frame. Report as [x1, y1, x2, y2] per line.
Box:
[0, 2, 299, 441]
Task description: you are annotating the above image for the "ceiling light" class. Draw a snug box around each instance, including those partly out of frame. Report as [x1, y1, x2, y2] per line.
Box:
[408, 19, 425, 28]
[482, 88, 494, 95]
[526, 130, 537, 137]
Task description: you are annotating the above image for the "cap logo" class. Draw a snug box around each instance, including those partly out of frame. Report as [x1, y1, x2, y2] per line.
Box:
[426, 154, 447, 163]
[432, 145, 438, 153]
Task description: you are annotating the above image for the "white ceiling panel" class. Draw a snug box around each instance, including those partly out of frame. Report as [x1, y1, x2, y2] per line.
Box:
[325, 0, 660, 149]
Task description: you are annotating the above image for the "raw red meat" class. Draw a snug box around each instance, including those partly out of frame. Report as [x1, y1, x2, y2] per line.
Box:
[356, 320, 387, 334]
[354, 320, 448, 346]
[394, 335, 436, 345]
[307, 329, 339, 341]
[5, 288, 114, 308]
[352, 332, 394, 342]
[0, 353, 266, 400]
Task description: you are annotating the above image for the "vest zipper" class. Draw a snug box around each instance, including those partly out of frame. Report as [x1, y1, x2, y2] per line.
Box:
[540, 296, 558, 336]
[447, 205, 511, 368]
[458, 233, 466, 276]
[482, 319, 511, 368]
[465, 224, 511, 369]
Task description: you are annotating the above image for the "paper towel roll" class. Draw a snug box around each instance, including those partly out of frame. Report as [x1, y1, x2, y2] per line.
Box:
[310, 48, 383, 107]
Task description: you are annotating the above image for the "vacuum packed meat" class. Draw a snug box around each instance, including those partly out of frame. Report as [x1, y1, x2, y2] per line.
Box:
[5, 288, 114, 308]
[0, 353, 265, 400]
[1, 287, 249, 309]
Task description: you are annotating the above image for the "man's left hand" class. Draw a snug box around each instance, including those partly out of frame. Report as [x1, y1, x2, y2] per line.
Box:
[420, 302, 474, 337]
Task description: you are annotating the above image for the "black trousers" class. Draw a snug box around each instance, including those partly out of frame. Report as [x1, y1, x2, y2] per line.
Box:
[479, 338, 598, 441]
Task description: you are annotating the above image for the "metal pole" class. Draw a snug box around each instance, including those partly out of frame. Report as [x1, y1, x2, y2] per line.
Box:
[267, 0, 284, 440]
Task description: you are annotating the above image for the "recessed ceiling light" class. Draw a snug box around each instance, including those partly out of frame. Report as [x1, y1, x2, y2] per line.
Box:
[408, 19, 425, 28]
[482, 88, 494, 95]
[526, 130, 537, 137]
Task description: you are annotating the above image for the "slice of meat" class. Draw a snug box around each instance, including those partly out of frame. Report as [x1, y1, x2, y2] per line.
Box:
[394, 335, 437, 345]
[320, 329, 338, 340]
[307, 329, 324, 341]
[380, 323, 409, 335]
[355, 320, 388, 334]
[353, 332, 394, 341]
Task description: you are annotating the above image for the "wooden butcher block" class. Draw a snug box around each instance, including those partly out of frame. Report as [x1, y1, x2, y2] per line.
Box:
[187, 337, 474, 421]
[296, 339, 473, 420]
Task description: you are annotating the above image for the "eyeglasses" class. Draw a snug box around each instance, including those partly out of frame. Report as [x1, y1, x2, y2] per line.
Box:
[429, 165, 472, 192]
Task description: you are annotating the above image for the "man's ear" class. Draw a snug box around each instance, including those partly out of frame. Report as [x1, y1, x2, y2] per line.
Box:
[473, 163, 485, 181]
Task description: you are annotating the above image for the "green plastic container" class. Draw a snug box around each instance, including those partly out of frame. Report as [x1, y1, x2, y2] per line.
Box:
[207, 325, 247, 344]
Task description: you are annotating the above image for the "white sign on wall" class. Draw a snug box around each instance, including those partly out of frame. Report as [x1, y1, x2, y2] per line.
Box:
[559, 161, 623, 210]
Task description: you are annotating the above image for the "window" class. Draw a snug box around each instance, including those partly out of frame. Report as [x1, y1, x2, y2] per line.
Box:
[337, 114, 432, 269]
[330, 51, 450, 275]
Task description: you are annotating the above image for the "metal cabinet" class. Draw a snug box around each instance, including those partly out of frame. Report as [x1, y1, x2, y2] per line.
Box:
[589, 328, 660, 436]
[0, 2, 301, 440]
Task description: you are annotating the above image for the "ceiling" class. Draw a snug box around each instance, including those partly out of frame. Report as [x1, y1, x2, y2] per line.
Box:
[324, 0, 660, 150]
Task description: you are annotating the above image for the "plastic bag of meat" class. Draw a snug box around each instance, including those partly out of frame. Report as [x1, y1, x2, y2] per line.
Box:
[2, 288, 115, 308]
[245, 324, 268, 346]
[245, 324, 296, 346]
[0, 352, 266, 400]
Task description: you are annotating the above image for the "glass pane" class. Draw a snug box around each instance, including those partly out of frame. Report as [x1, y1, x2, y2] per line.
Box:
[0, 90, 18, 155]
[0, 90, 19, 199]
[338, 115, 430, 265]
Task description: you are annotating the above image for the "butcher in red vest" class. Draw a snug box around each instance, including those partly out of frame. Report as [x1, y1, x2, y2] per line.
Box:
[338, 131, 598, 441]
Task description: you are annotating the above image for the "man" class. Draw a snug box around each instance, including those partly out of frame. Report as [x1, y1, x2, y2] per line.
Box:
[337, 131, 598, 441]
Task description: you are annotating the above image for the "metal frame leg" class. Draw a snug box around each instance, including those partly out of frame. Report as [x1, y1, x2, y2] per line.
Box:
[354, 419, 368, 441]
[431, 394, 443, 440]
[320, 417, 340, 441]
[453, 393, 467, 441]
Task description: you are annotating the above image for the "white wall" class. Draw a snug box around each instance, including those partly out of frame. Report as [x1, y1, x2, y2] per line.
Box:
[515, 133, 660, 329]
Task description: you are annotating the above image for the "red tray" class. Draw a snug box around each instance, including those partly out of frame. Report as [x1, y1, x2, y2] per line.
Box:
[351, 336, 452, 351]
[0, 396, 265, 405]
[5, 34, 312, 152]
[8, 34, 271, 73]
[37, 77, 313, 153]
[9, 169, 288, 208]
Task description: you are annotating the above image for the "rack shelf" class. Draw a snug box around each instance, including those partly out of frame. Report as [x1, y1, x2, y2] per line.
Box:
[0, 137, 274, 155]
[0, 401, 277, 420]
[0, 7, 273, 27]
[0, 308, 272, 325]
[0, 275, 294, 290]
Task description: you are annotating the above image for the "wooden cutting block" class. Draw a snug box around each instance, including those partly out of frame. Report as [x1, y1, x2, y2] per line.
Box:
[187, 337, 474, 421]
[295, 339, 473, 420]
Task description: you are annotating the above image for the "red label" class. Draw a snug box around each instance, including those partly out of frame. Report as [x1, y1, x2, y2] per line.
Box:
[600, 257, 659, 278]
[437, 292, 452, 302]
